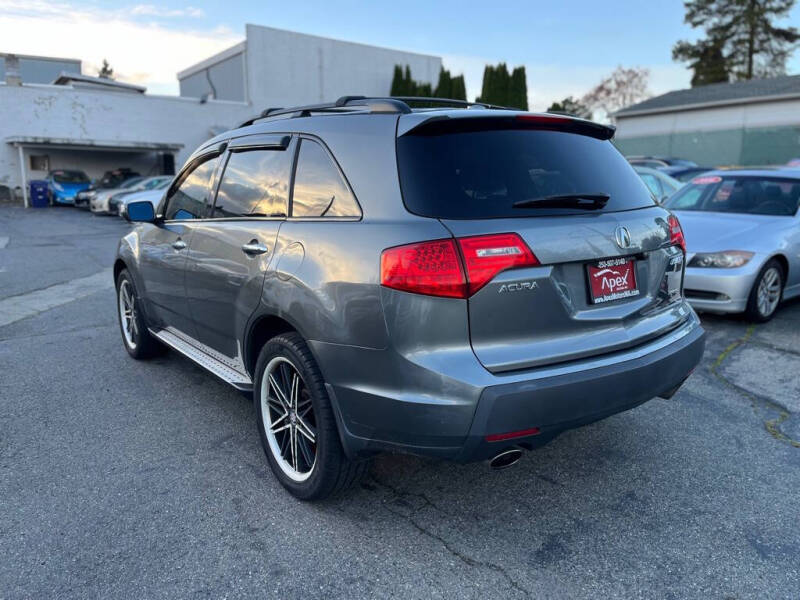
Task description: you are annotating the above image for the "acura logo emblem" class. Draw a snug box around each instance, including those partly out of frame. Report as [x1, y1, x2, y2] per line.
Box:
[614, 226, 632, 249]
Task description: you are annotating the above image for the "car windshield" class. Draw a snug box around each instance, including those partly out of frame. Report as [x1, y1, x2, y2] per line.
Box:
[142, 177, 169, 189]
[397, 126, 656, 218]
[120, 177, 145, 189]
[665, 175, 800, 216]
[52, 170, 89, 183]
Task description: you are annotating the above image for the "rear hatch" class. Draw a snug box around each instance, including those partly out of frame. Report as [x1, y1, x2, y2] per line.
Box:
[396, 114, 689, 373]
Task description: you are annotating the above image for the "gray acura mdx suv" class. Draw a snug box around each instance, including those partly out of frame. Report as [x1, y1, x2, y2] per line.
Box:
[115, 96, 705, 500]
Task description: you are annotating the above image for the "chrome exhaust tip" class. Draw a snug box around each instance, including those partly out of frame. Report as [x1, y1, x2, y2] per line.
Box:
[489, 448, 523, 470]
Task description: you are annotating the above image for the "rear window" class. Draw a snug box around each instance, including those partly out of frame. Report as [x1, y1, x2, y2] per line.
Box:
[397, 127, 656, 218]
[665, 176, 800, 216]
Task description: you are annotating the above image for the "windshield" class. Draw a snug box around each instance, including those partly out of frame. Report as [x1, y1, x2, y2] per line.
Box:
[665, 175, 800, 216]
[52, 170, 89, 183]
[397, 127, 656, 218]
[120, 177, 145, 189]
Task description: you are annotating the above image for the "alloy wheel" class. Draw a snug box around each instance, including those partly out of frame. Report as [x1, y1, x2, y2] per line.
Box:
[756, 267, 781, 318]
[118, 279, 138, 349]
[261, 356, 317, 482]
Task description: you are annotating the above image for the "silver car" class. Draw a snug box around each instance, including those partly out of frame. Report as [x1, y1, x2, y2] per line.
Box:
[115, 96, 705, 499]
[664, 169, 800, 321]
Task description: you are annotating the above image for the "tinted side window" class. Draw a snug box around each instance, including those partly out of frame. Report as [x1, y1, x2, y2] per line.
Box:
[164, 155, 219, 220]
[213, 149, 291, 218]
[291, 139, 360, 218]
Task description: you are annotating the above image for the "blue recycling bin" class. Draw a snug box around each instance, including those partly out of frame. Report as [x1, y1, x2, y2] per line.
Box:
[29, 180, 49, 208]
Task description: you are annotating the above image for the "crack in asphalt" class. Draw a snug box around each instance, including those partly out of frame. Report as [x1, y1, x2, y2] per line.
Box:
[368, 474, 531, 598]
[710, 325, 800, 448]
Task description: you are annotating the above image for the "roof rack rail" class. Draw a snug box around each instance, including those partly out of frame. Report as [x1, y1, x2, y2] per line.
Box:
[237, 95, 518, 128]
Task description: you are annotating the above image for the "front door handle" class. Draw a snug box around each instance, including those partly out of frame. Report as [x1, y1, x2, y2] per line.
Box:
[172, 239, 187, 250]
[242, 241, 269, 256]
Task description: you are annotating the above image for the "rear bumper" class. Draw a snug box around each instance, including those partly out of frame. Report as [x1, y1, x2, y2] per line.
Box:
[321, 314, 705, 462]
[455, 317, 705, 461]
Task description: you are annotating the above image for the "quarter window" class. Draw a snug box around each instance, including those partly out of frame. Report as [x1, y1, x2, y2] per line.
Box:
[164, 154, 219, 220]
[213, 149, 291, 218]
[291, 139, 360, 218]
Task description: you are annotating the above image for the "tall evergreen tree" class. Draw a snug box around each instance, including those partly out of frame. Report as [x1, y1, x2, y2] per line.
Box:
[673, 0, 800, 82]
[450, 75, 467, 101]
[390, 65, 405, 96]
[510, 66, 528, 110]
[434, 67, 452, 98]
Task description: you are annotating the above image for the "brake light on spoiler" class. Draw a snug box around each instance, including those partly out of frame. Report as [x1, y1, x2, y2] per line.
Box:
[381, 233, 539, 299]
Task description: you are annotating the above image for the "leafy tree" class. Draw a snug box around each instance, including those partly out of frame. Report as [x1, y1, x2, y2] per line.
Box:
[582, 66, 651, 121]
[547, 96, 591, 118]
[673, 0, 800, 82]
[98, 59, 114, 79]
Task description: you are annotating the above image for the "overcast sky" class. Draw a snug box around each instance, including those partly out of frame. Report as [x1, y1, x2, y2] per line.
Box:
[2, 0, 799, 110]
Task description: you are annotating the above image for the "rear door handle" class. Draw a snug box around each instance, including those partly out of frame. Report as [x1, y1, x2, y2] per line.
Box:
[172, 239, 187, 250]
[242, 241, 269, 256]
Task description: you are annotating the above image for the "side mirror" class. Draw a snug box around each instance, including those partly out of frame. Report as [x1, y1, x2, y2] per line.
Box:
[124, 200, 156, 223]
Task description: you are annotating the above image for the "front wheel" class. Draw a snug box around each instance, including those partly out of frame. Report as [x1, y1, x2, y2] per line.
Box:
[254, 333, 367, 500]
[116, 269, 162, 358]
[744, 259, 784, 322]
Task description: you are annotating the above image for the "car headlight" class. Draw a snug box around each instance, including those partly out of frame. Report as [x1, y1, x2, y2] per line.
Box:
[689, 251, 754, 268]
[53, 182, 64, 192]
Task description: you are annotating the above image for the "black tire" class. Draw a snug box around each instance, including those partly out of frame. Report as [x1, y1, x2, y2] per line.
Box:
[744, 258, 784, 323]
[115, 269, 162, 359]
[254, 332, 367, 500]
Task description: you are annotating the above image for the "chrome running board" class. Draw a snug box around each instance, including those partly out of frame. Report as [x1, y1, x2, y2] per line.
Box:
[151, 328, 253, 392]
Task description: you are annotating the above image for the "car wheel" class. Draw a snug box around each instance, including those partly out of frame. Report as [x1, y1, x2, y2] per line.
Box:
[116, 269, 162, 359]
[254, 332, 367, 500]
[744, 259, 784, 323]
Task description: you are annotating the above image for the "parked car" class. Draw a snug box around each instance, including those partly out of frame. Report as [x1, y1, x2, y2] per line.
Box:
[633, 166, 682, 202]
[627, 156, 698, 169]
[115, 97, 705, 500]
[659, 166, 714, 183]
[664, 169, 800, 321]
[46, 169, 91, 205]
[108, 176, 173, 215]
[75, 168, 141, 209]
[90, 176, 146, 214]
[113, 186, 168, 217]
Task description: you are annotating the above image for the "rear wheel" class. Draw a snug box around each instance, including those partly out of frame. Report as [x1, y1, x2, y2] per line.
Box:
[254, 332, 367, 500]
[744, 259, 784, 322]
[116, 269, 162, 359]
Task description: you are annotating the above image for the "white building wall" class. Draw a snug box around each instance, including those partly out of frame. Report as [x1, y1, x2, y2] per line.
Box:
[615, 97, 800, 138]
[0, 83, 251, 191]
[243, 24, 442, 108]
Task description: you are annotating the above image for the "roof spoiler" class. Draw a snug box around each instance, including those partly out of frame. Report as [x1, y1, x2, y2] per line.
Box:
[399, 113, 616, 140]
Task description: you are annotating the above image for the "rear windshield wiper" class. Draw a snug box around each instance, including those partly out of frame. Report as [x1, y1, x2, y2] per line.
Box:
[512, 193, 610, 210]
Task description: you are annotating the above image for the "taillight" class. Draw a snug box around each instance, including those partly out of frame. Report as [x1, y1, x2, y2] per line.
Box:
[380, 238, 467, 298]
[380, 233, 538, 298]
[457, 233, 539, 295]
[668, 215, 686, 253]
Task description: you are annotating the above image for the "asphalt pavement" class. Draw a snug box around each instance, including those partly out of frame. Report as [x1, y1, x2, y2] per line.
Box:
[1, 205, 799, 599]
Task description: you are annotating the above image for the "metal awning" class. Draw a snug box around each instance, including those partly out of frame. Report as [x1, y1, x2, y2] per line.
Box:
[6, 136, 183, 152]
[7, 136, 183, 208]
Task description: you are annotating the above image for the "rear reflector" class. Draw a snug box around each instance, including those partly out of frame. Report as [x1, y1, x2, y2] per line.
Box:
[457, 233, 539, 295]
[486, 427, 541, 442]
[381, 233, 538, 298]
[668, 214, 686, 253]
